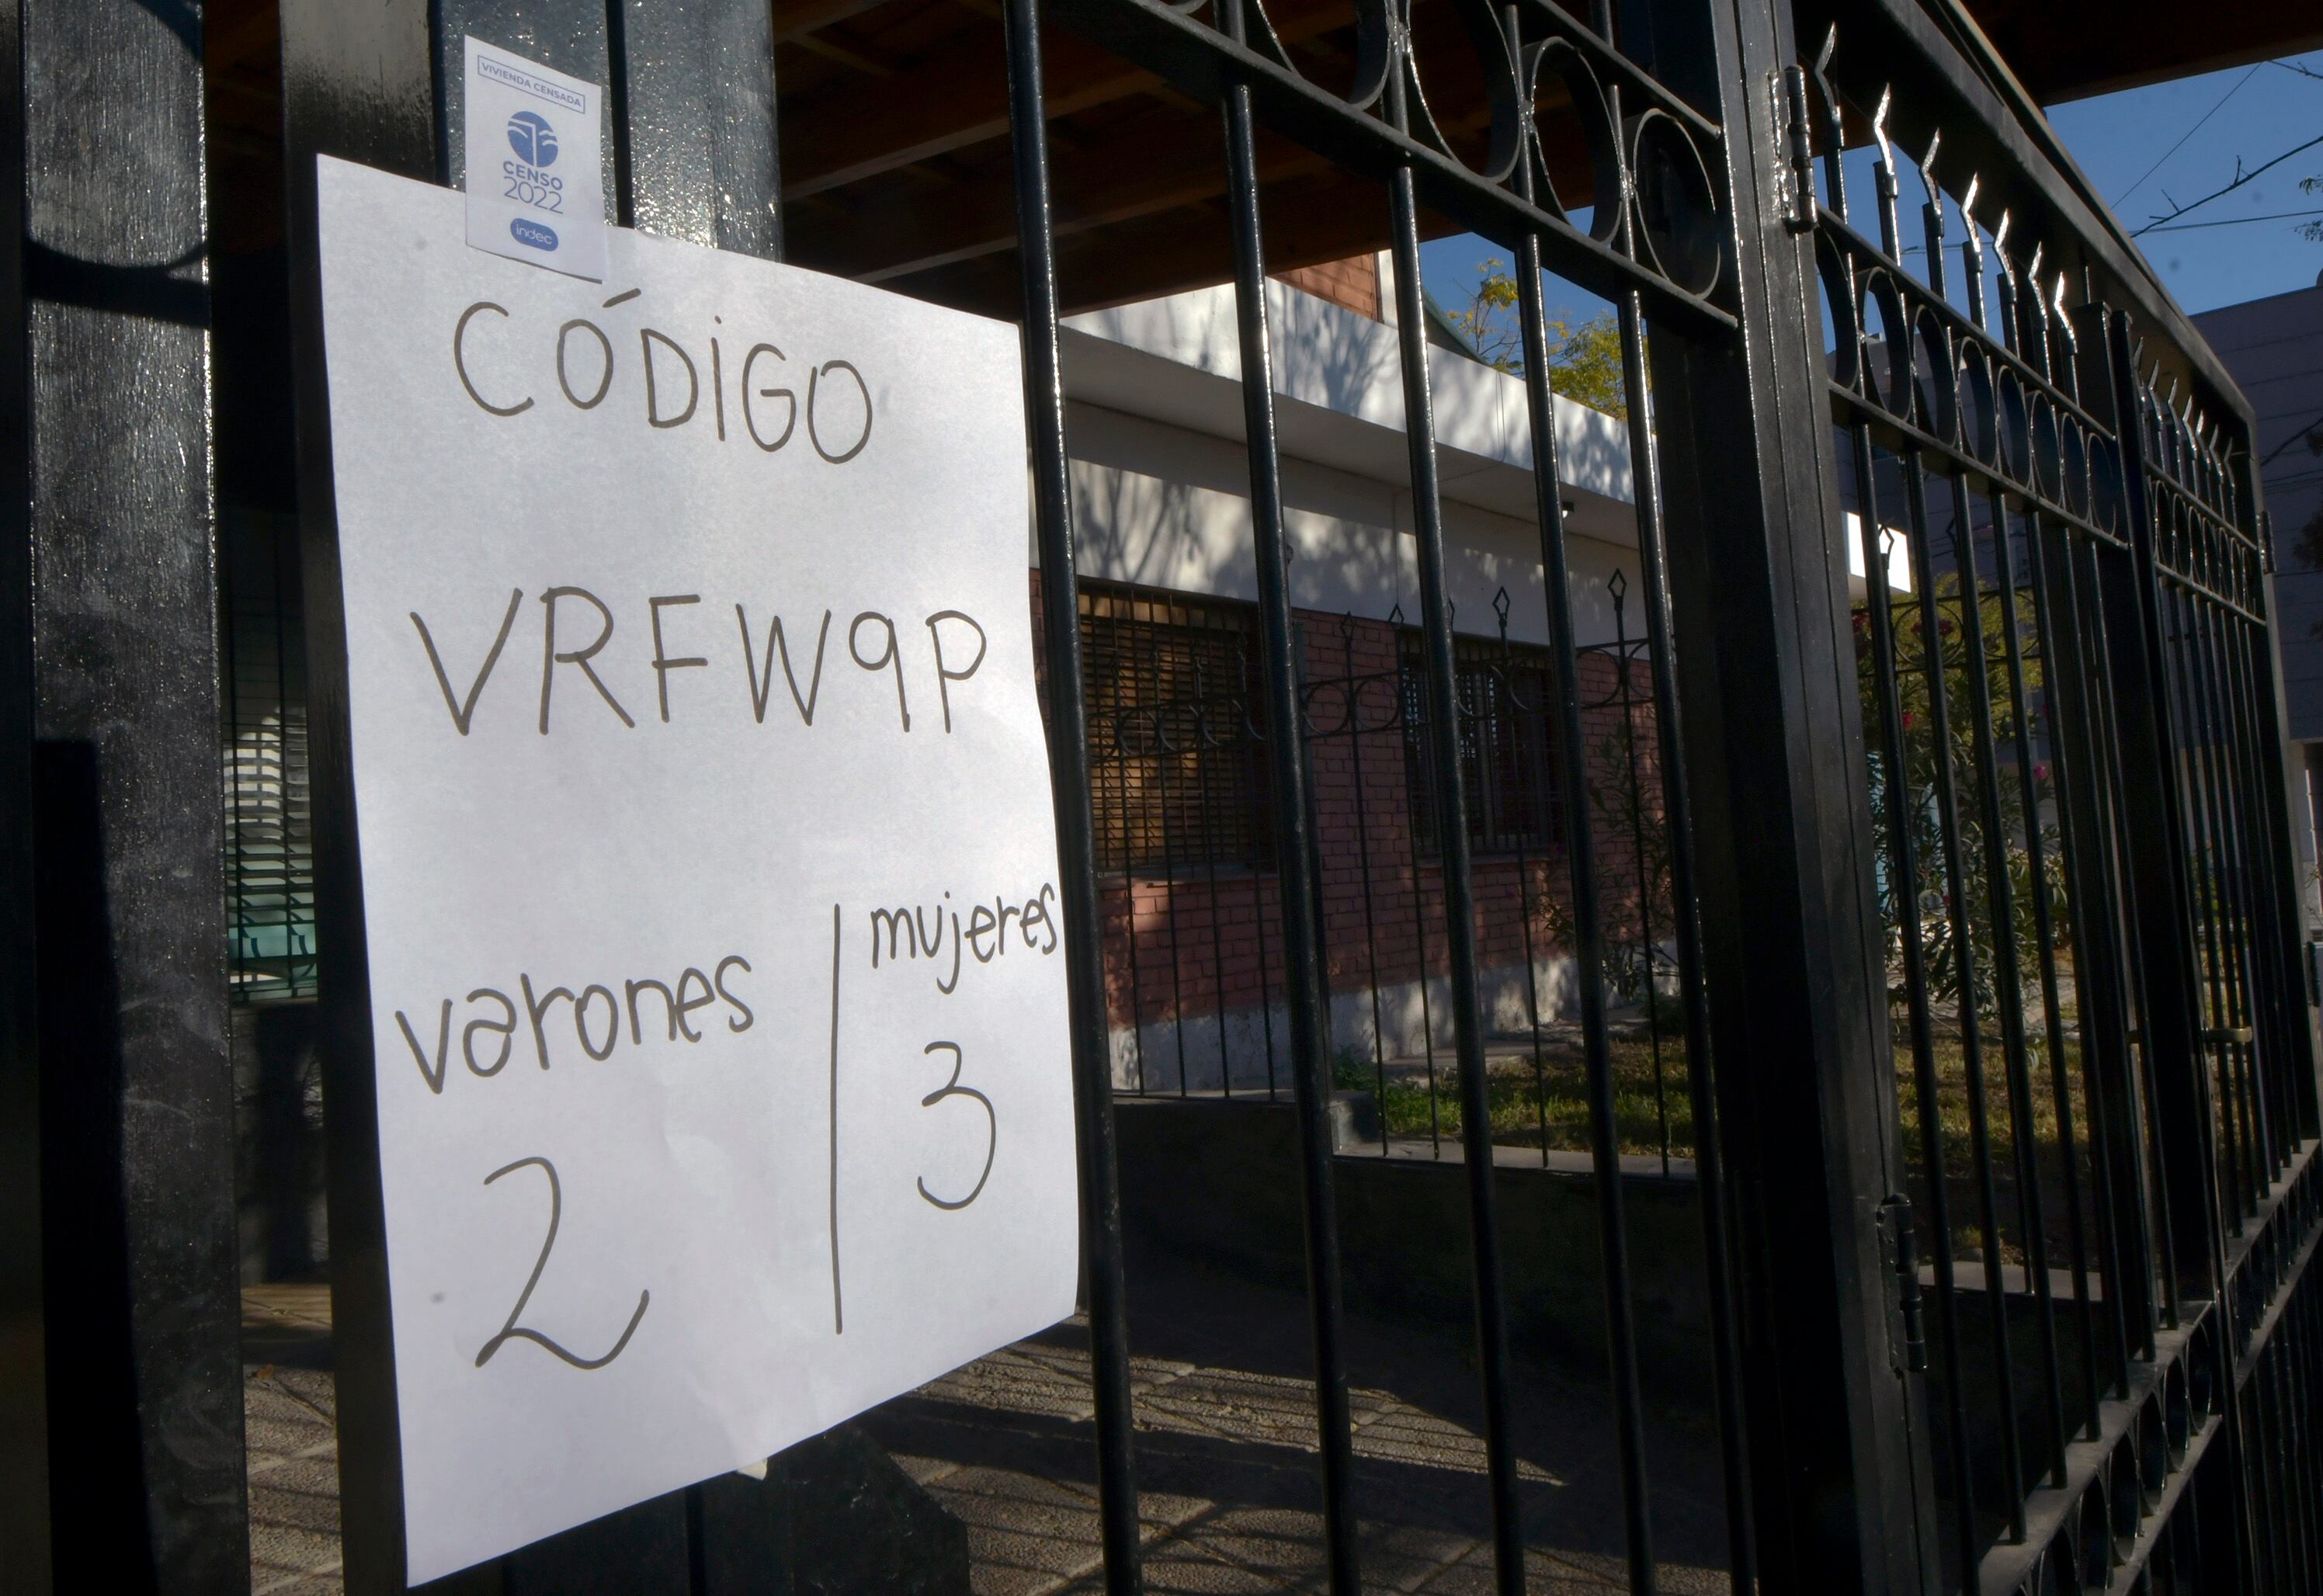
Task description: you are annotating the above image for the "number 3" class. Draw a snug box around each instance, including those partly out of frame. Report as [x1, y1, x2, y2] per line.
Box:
[475, 1156, 651, 1370]
[916, 1042, 995, 1211]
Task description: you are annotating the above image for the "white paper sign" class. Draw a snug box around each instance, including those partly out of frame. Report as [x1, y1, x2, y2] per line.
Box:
[464, 37, 608, 280]
[314, 156, 1078, 1583]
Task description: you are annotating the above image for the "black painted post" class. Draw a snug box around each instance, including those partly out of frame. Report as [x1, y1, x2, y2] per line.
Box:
[0, 0, 42, 1584]
[19, 0, 248, 1589]
[283, 2, 786, 1588]
[279, 2, 443, 1580]
[607, 0, 782, 258]
[2090, 311, 2224, 1313]
[1637, 0, 1939, 1587]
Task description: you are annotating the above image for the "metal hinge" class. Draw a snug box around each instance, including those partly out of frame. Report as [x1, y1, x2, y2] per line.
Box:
[1878, 1193, 1928, 1376]
[1772, 65, 1816, 234]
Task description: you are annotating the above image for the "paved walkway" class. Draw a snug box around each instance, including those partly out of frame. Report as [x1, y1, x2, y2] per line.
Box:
[241, 1249, 1731, 1594]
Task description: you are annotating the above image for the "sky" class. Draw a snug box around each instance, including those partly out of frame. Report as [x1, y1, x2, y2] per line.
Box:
[1419, 47, 2323, 331]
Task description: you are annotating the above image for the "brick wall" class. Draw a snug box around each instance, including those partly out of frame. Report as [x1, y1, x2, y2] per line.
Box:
[1275, 254, 1380, 321]
[1030, 574, 1669, 1081]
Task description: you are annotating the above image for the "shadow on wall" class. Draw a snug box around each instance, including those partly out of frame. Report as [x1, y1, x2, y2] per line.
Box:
[35, 741, 151, 1582]
[1112, 1095, 1716, 1396]
[1109, 956, 1582, 1093]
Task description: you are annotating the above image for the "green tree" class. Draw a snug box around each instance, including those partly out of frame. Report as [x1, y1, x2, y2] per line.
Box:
[1855, 572, 2071, 1015]
[1445, 257, 1636, 420]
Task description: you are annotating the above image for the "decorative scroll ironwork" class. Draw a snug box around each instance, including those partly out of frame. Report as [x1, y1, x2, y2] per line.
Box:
[1050, 0, 1734, 320]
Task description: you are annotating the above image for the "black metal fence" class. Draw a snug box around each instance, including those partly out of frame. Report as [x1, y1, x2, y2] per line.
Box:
[1805, 12, 2322, 1587]
[12, 0, 2321, 1591]
[1077, 576, 1699, 1173]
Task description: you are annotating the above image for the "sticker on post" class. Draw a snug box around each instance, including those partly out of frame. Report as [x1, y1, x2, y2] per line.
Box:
[462, 37, 606, 282]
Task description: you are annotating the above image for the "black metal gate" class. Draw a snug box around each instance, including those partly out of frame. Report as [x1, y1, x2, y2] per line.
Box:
[5, 0, 2320, 1591]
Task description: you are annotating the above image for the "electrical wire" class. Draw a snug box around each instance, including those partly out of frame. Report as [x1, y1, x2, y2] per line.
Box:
[2113, 64, 2262, 209]
[2143, 206, 2323, 234]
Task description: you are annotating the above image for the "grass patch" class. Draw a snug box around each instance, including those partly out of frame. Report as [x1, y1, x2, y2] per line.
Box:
[1333, 1036, 1698, 1161]
[1898, 1022, 2093, 1269]
[1334, 1018, 2100, 1271]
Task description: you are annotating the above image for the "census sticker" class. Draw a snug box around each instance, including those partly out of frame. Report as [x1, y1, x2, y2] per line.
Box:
[463, 36, 607, 282]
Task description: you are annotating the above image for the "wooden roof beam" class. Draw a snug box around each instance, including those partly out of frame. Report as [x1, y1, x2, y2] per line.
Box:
[892, 165, 1449, 318]
[780, 0, 1355, 198]
[800, 127, 1333, 281]
[782, 27, 1155, 196]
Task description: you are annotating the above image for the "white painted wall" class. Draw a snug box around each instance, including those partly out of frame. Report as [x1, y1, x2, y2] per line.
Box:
[1053, 280, 1653, 648]
[1063, 401, 1642, 649]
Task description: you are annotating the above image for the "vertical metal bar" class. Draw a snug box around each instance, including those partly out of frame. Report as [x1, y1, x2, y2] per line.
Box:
[2211, 606, 2283, 1178]
[602, 0, 781, 257]
[1153, 636, 1193, 1092]
[1545, 58, 1656, 1580]
[2228, 454, 2321, 1144]
[23, 0, 246, 1586]
[1925, 461, 2068, 1483]
[1986, 499, 2107, 1428]
[1598, 274, 1758, 1586]
[2210, 596, 2283, 1181]
[280, 2, 438, 1580]
[1255, 859, 1280, 1095]
[2097, 311, 2230, 1320]
[2179, 588, 2259, 1213]
[2036, 508, 2165, 1348]
[1485, 609, 1554, 1171]
[1193, 665, 1235, 1092]
[1341, 616, 1391, 1147]
[1645, 0, 1939, 1579]
[1092, 633, 1153, 1097]
[997, 0, 1145, 1582]
[1874, 131, 2046, 1493]
[2103, 315, 2256, 1577]
[1395, 630, 1445, 1154]
[269, 536, 300, 993]
[1853, 424, 2004, 1558]
[596, 8, 788, 1567]
[2162, 583, 2241, 1223]
[2083, 528, 2185, 1327]
[1250, 654, 1279, 1101]
[1385, 158, 1529, 1594]
[2039, 310, 2156, 1368]
[0, 0, 43, 1573]
[2218, 604, 2299, 1166]
[1609, 581, 1672, 1171]
[1217, 60, 1360, 1584]
[293, 0, 792, 1583]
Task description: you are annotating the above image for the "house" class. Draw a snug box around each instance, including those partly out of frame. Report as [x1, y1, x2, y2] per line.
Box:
[2196, 279, 2323, 928]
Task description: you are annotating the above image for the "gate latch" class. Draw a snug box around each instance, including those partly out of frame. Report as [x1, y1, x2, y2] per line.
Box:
[1772, 65, 1817, 234]
[1878, 1193, 1928, 1376]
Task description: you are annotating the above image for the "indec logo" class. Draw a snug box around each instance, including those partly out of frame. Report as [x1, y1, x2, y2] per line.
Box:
[506, 110, 559, 168]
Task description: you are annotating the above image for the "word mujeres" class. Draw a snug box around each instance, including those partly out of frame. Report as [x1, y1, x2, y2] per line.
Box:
[395, 952, 755, 1095]
[453, 289, 873, 462]
[869, 882, 1061, 996]
[411, 589, 989, 735]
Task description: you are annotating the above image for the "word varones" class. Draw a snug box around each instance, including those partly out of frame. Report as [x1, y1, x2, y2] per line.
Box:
[394, 952, 755, 1095]
[410, 590, 988, 736]
[452, 292, 872, 461]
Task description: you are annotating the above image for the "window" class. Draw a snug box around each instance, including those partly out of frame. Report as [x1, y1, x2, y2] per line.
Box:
[1079, 584, 1272, 874]
[222, 509, 318, 1001]
[1399, 631, 1562, 856]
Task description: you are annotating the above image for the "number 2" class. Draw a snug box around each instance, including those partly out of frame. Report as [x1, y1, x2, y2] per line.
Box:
[916, 1042, 995, 1211]
[475, 1156, 651, 1370]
